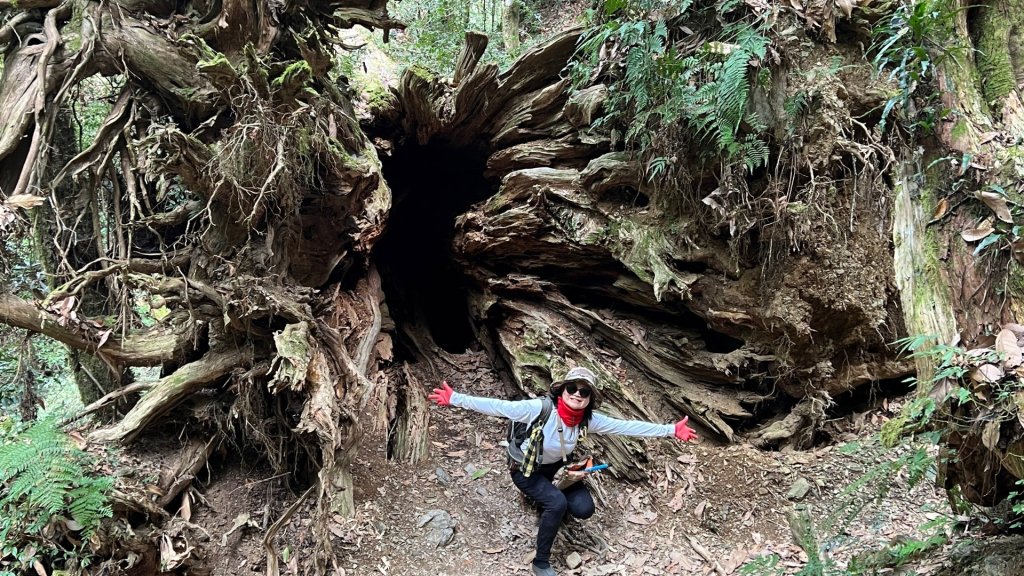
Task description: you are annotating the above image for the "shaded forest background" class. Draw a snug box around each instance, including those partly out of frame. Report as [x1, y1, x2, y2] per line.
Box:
[1, 0, 1024, 574]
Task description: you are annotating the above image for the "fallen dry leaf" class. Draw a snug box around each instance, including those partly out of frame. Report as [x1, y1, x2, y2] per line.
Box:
[970, 363, 1003, 383]
[930, 197, 950, 222]
[996, 328, 1023, 368]
[5, 194, 46, 209]
[961, 221, 995, 242]
[975, 190, 1013, 223]
[694, 499, 708, 520]
[669, 488, 686, 512]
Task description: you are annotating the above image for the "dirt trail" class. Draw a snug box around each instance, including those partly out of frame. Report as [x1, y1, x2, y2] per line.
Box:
[155, 349, 949, 575]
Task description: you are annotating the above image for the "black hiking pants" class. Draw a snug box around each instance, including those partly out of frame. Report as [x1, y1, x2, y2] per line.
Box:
[511, 461, 595, 568]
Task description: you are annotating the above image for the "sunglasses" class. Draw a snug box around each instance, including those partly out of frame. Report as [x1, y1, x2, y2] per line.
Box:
[564, 383, 592, 398]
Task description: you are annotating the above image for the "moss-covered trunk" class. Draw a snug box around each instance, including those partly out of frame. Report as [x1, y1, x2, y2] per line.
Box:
[891, 0, 1024, 505]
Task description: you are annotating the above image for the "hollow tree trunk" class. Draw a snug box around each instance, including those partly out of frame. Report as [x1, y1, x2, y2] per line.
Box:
[380, 25, 912, 463]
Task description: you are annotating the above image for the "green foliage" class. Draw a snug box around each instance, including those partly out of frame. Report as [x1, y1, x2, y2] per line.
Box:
[70, 76, 125, 151]
[1009, 479, 1024, 528]
[887, 332, 1024, 524]
[740, 443, 949, 575]
[0, 333, 77, 423]
[0, 418, 113, 571]
[869, 0, 958, 132]
[573, 0, 770, 173]
[384, 0, 522, 76]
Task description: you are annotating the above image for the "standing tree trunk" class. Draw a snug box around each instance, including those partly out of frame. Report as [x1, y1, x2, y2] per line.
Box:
[503, 0, 521, 53]
[891, 0, 1024, 505]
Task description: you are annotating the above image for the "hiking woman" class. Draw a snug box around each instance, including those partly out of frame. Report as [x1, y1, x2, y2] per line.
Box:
[428, 366, 698, 576]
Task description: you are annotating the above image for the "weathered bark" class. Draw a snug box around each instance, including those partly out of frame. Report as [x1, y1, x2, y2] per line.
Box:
[888, 0, 1024, 506]
[375, 25, 914, 461]
[90, 348, 252, 443]
[0, 292, 199, 365]
[453, 31, 489, 87]
[387, 362, 431, 463]
[156, 436, 221, 508]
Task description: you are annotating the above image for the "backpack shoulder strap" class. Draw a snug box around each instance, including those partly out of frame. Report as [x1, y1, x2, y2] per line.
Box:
[507, 396, 555, 467]
[536, 396, 554, 428]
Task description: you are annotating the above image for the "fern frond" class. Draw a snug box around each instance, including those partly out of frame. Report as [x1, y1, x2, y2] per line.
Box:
[0, 419, 114, 553]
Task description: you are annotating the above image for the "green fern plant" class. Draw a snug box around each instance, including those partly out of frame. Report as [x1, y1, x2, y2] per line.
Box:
[0, 418, 114, 569]
[573, 0, 771, 175]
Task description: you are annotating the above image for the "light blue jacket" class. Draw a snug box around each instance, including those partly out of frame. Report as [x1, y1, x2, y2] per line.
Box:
[449, 392, 674, 465]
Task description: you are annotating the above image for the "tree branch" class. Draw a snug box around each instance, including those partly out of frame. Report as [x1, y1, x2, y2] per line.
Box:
[0, 292, 198, 365]
[11, 2, 72, 198]
[0, 12, 35, 48]
[90, 347, 252, 444]
[0, 0, 61, 9]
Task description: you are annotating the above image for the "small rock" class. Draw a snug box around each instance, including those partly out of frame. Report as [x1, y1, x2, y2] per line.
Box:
[566, 551, 582, 569]
[464, 464, 477, 476]
[435, 468, 451, 485]
[787, 477, 813, 500]
[417, 509, 457, 548]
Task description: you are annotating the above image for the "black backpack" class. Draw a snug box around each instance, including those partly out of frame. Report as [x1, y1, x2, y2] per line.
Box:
[506, 396, 554, 465]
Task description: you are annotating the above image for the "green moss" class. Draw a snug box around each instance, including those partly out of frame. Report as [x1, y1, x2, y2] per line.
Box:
[1007, 261, 1024, 299]
[364, 81, 396, 111]
[197, 52, 231, 70]
[950, 119, 969, 141]
[974, 7, 1015, 108]
[408, 65, 436, 82]
[272, 60, 312, 88]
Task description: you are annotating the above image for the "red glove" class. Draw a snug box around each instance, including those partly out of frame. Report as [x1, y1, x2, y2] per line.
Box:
[428, 381, 454, 406]
[674, 416, 698, 442]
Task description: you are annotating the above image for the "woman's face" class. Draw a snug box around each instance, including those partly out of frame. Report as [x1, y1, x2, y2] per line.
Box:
[560, 381, 592, 410]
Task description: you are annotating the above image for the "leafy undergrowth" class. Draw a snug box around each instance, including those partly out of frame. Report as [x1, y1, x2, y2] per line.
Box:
[0, 418, 113, 575]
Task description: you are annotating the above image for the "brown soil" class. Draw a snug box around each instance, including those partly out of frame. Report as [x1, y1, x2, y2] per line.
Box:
[125, 349, 960, 576]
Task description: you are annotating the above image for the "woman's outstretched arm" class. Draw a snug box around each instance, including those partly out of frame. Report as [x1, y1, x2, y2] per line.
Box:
[589, 413, 699, 442]
[429, 380, 542, 423]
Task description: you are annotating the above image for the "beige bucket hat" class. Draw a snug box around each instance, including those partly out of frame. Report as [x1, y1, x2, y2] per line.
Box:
[550, 366, 603, 408]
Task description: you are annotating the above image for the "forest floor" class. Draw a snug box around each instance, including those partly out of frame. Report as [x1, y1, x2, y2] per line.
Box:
[123, 349, 989, 576]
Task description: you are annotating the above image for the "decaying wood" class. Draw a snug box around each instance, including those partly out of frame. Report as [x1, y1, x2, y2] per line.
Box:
[388, 363, 430, 463]
[90, 348, 253, 443]
[564, 84, 608, 128]
[394, 28, 582, 147]
[484, 136, 602, 178]
[157, 436, 222, 508]
[748, 396, 828, 449]
[0, 292, 199, 365]
[384, 28, 914, 463]
[453, 31, 488, 87]
[0, 0, 978, 566]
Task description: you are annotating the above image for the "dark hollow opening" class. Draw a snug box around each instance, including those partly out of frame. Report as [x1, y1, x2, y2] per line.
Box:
[374, 143, 495, 359]
[827, 374, 917, 415]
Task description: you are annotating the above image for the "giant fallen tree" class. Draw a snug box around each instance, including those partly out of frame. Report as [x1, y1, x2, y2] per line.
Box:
[2, 0, 1022, 571]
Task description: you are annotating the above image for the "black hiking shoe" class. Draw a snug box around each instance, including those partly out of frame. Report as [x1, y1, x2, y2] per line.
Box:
[531, 563, 557, 576]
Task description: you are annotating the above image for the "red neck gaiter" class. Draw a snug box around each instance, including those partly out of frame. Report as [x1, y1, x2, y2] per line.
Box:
[557, 398, 586, 427]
